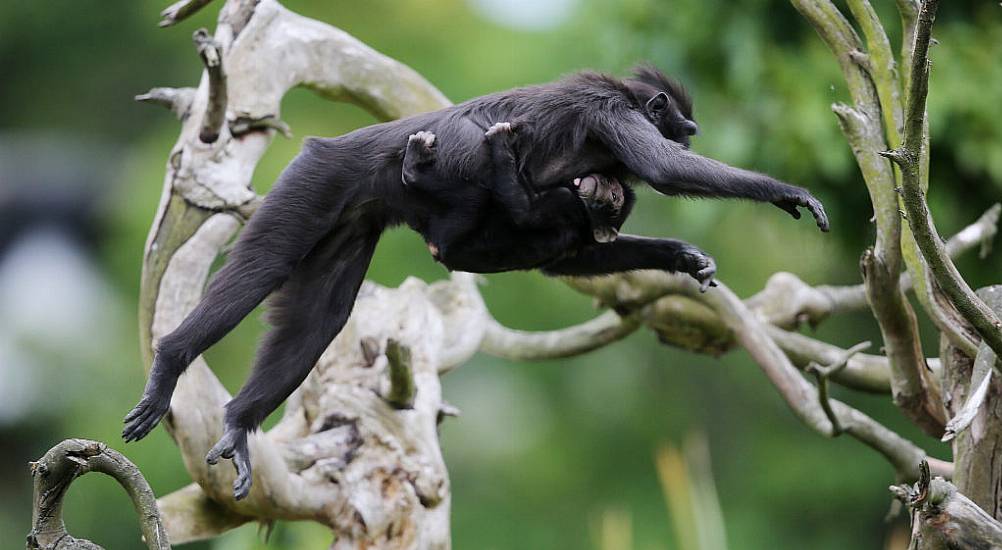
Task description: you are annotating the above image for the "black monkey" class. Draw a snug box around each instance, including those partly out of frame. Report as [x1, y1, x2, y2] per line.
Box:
[124, 66, 828, 500]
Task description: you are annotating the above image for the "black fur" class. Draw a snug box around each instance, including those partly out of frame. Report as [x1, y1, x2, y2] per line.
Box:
[123, 66, 828, 499]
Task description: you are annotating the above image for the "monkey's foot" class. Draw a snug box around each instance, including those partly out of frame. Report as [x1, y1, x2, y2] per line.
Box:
[122, 387, 172, 442]
[773, 189, 829, 232]
[206, 427, 253, 500]
[484, 121, 515, 139]
[402, 131, 436, 186]
[674, 247, 717, 293]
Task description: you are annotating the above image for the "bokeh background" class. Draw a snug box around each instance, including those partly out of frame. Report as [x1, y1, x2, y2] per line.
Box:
[2, 0, 1001, 548]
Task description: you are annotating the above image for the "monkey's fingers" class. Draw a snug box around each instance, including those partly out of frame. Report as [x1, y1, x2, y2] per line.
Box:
[122, 395, 169, 442]
[697, 267, 716, 293]
[773, 200, 802, 220]
[808, 199, 830, 232]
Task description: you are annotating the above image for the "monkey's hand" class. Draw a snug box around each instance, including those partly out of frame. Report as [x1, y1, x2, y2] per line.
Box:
[206, 426, 253, 500]
[673, 245, 717, 293]
[122, 361, 178, 442]
[772, 189, 830, 232]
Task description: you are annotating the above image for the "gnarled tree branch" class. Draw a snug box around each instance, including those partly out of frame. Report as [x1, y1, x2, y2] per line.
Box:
[29, 439, 169, 550]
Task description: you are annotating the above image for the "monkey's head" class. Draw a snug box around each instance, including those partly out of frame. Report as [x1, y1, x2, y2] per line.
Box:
[627, 65, 698, 148]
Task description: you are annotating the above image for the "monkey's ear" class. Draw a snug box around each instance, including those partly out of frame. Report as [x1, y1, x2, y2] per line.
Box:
[645, 92, 670, 118]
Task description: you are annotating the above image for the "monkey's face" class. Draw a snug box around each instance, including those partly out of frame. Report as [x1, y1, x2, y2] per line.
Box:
[641, 90, 698, 148]
[657, 97, 698, 148]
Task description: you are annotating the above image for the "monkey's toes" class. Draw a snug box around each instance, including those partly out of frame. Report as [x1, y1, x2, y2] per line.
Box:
[484, 122, 514, 139]
[677, 250, 716, 293]
[407, 131, 436, 153]
[206, 428, 254, 499]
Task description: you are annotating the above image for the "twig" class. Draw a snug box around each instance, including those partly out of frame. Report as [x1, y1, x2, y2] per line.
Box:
[160, 0, 216, 28]
[28, 439, 169, 550]
[882, 0, 1002, 363]
[193, 29, 227, 143]
[135, 87, 197, 120]
[806, 341, 872, 435]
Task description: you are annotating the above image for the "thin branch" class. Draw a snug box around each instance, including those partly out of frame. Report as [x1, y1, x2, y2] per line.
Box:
[806, 341, 872, 435]
[193, 29, 227, 143]
[846, 0, 904, 144]
[768, 327, 892, 393]
[160, 0, 216, 28]
[29, 439, 169, 550]
[885, 0, 1002, 361]
[749, 205, 1000, 325]
[481, 310, 640, 361]
[895, 0, 921, 94]
[136, 87, 197, 120]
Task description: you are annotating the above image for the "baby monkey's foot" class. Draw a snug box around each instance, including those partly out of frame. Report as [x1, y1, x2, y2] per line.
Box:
[485, 121, 517, 140]
[402, 131, 437, 186]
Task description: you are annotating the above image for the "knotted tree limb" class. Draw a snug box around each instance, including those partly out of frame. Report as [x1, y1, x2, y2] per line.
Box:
[192, 29, 227, 144]
[892, 461, 1002, 549]
[137, 1, 465, 546]
[883, 0, 1002, 362]
[28, 439, 169, 550]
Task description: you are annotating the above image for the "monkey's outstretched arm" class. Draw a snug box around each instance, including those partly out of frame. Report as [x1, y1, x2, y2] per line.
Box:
[541, 234, 717, 291]
[596, 110, 829, 231]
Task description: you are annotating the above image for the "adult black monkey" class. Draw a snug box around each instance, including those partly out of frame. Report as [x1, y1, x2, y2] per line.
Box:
[123, 66, 828, 499]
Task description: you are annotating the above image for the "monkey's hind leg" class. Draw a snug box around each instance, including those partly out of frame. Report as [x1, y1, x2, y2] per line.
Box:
[122, 145, 352, 444]
[205, 227, 379, 500]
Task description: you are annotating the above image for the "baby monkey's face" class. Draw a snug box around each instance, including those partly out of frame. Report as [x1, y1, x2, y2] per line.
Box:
[573, 174, 625, 214]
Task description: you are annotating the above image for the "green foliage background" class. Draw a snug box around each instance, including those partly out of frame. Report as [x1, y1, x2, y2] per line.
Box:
[1, 1, 1000, 548]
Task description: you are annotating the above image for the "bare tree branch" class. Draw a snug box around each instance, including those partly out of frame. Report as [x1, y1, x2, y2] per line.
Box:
[806, 341, 872, 434]
[883, 0, 1002, 363]
[793, 0, 944, 436]
[29, 439, 169, 550]
[481, 311, 640, 361]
